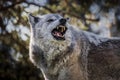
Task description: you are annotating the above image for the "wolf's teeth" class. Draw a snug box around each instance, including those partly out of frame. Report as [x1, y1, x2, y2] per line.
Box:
[62, 27, 65, 31]
[61, 27, 64, 32]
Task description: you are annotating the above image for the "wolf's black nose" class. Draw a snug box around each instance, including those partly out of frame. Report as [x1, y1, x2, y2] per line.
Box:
[59, 18, 66, 25]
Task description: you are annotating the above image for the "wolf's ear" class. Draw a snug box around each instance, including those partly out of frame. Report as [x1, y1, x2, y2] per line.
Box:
[28, 14, 41, 26]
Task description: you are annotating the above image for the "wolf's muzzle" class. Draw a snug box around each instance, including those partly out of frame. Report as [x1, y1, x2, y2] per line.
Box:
[59, 18, 67, 25]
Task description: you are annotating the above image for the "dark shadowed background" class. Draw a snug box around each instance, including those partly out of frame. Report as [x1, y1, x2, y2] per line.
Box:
[0, 0, 120, 80]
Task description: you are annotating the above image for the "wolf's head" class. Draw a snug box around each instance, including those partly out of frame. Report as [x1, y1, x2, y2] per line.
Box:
[29, 14, 72, 44]
[29, 14, 74, 62]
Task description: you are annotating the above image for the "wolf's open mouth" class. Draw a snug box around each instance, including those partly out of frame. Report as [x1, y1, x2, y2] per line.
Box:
[51, 25, 67, 40]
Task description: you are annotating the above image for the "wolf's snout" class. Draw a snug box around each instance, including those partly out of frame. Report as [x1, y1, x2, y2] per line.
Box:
[51, 18, 68, 40]
[59, 18, 66, 25]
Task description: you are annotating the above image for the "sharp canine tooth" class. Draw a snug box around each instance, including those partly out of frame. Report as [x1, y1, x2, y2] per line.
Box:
[61, 27, 63, 32]
[63, 27, 65, 31]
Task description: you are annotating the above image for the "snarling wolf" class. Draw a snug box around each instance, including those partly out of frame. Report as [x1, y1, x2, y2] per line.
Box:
[29, 13, 120, 80]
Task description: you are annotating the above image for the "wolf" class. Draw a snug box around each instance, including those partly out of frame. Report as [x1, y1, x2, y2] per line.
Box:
[29, 13, 120, 80]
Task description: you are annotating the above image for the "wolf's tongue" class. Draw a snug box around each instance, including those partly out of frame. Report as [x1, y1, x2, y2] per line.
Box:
[54, 31, 63, 37]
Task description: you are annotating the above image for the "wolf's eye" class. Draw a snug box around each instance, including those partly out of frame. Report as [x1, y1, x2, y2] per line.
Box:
[47, 19, 54, 22]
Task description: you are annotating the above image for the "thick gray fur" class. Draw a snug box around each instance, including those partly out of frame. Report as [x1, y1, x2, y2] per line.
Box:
[29, 13, 120, 80]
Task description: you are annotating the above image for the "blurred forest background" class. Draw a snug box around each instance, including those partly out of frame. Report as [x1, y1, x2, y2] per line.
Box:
[0, 0, 120, 80]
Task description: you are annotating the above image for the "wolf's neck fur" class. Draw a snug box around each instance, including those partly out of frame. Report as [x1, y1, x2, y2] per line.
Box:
[36, 28, 90, 80]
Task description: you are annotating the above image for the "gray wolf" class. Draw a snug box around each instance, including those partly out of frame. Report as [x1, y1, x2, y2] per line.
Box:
[29, 13, 120, 80]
